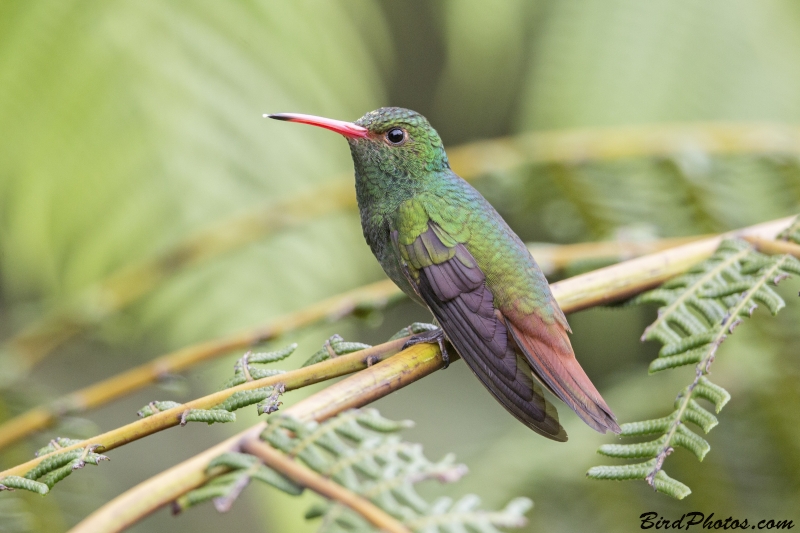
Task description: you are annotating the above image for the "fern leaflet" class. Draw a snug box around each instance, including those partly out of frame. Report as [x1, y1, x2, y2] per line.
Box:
[178, 409, 532, 532]
[588, 238, 800, 498]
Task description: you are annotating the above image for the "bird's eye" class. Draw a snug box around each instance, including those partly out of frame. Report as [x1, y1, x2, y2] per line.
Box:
[385, 128, 407, 146]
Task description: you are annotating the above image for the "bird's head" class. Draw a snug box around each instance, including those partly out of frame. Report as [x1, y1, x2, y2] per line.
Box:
[268, 107, 449, 181]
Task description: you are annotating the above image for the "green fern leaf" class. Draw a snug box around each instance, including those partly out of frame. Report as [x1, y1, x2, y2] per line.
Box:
[634, 289, 678, 306]
[648, 349, 705, 373]
[590, 236, 798, 498]
[692, 377, 731, 412]
[181, 410, 237, 425]
[303, 335, 374, 367]
[23, 451, 83, 481]
[356, 409, 414, 433]
[39, 464, 75, 489]
[680, 400, 719, 433]
[658, 331, 716, 357]
[0, 476, 49, 495]
[672, 424, 711, 461]
[245, 344, 297, 365]
[181, 409, 530, 531]
[597, 439, 665, 459]
[698, 280, 754, 298]
[214, 387, 276, 412]
[752, 286, 785, 314]
[137, 401, 183, 418]
[34, 438, 84, 457]
[618, 417, 673, 436]
[208, 452, 258, 471]
[586, 461, 656, 480]
[650, 471, 692, 499]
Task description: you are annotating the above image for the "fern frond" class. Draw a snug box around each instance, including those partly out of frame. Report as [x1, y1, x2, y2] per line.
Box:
[179, 409, 530, 532]
[303, 335, 373, 367]
[303, 324, 436, 368]
[0, 443, 110, 493]
[692, 376, 730, 413]
[174, 452, 303, 513]
[222, 345, 295, 388]
[34, 437, 85, 457]
[387, 322, 440, 341]
[137, 345, 295, 428]
[587, 462, 691, 499]
[589, 238, 799, 498]
[405, 496, 532, 533]
[0, 476, 49, 495]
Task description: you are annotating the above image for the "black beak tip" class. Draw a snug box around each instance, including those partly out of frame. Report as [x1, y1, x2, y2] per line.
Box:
[265, 113, 291, 121]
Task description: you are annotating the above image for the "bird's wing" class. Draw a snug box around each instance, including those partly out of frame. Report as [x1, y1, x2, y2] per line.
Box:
[392, 199, 566, 441]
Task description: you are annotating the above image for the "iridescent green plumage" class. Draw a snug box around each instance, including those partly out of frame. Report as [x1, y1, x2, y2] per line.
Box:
[271, 107, 619, 441]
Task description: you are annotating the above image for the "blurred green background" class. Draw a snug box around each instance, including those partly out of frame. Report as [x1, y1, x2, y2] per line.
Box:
[1, 1, 799, 531]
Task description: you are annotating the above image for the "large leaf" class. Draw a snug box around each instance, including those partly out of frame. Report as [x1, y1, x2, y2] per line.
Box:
[0, 0, 391, 344]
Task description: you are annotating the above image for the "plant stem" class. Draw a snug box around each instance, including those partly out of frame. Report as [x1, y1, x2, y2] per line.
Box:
[742, 235, 800, 258]
[0, 280, 402, 451]
[549, 217, 793, 312]
[241, 439, 411, 533]
[529, 235, 711, 276]
[68, 344, 441, 533]
[0, 339, 407, 479]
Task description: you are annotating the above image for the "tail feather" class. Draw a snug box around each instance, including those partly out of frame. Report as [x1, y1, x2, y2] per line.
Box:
[506, 313, 620, 434]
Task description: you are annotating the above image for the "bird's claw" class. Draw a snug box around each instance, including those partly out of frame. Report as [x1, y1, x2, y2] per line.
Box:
[402, 328, 450, 368]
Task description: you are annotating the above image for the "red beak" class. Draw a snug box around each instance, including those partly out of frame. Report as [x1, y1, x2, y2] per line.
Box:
[266, 113, 369, 139]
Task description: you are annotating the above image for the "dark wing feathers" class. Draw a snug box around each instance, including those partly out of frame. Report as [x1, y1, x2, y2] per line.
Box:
[401, 225, 567, 441]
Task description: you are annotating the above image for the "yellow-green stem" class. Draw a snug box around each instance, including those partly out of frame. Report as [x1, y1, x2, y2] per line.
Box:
[0, 280, 402, 451]
[68, 344, 441, 533]
[241, 439, 410, 533]
[0, 339, 407, 479]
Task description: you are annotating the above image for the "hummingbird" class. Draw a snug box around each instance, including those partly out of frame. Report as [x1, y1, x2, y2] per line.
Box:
[268, 107, 619, 441]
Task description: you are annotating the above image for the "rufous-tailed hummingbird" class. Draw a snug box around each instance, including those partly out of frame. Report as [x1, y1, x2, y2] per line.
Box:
[268, 107, 619, 441]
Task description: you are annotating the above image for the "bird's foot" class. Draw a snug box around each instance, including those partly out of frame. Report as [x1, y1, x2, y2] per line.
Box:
[402, 328, 450, 368]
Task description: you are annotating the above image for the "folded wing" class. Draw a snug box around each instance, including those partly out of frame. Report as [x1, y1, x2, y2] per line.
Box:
[394, 222, 567, 441]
